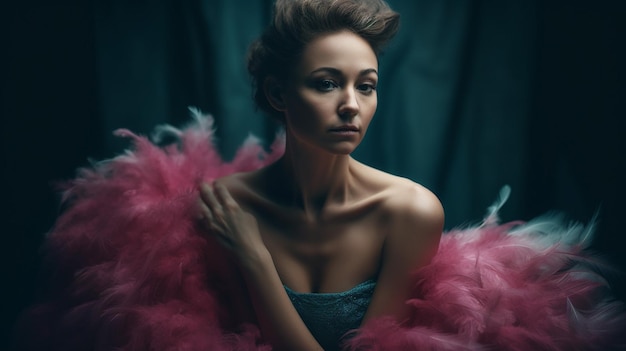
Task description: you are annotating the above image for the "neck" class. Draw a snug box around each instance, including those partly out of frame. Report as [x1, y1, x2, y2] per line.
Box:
[274, 136, 354, 217]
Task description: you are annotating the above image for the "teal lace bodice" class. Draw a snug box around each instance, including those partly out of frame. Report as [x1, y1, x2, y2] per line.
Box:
[284, 280, 376, 351]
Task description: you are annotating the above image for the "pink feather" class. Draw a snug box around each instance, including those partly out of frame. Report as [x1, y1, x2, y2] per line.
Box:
[14, 114, 625, 350]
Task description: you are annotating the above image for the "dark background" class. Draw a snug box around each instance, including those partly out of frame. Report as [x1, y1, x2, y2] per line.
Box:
[3, 0, 625, 348]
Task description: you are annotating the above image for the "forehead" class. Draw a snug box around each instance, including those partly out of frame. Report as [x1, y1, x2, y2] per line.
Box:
[296, 30, 378, 75]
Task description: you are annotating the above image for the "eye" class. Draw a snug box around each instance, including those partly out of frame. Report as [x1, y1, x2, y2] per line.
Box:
[315, 79, 339, 92]
[357, 83, 377, 95]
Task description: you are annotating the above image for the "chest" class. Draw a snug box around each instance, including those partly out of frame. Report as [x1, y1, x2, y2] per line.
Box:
[251, 204, 387, 293]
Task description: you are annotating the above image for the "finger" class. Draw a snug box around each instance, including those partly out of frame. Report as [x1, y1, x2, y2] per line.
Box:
[214, 182, 240, 211]
[196, 197, 213, 222]
[198, 182, 209, 205]
[198, 198, 226, 235]
[204, 222, 233, 249]
[200, 183, 224, 217]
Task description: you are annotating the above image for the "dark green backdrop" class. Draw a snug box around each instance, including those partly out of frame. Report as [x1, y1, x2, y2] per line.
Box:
[4, 0, 625, 347]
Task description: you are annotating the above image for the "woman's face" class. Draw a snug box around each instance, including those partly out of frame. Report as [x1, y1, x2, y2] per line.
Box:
[280, 30, 379, 155]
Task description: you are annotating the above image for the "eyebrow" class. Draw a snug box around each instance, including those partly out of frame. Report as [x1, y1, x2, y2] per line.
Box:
[309, 67, 378, 76]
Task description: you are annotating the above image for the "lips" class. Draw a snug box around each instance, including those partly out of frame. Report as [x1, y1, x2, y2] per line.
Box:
[329, 125, 359, 132]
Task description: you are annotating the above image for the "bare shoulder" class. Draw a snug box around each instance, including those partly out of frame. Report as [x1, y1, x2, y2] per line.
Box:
[357, 163, 443, 224]
[213, 170, 260, 201]
[366, 167, 444, 273]
[385, 179, 444, 228]
[214, 171, 247, 188]
[361, 167, 443, 321]
[356, 164, 445, 258]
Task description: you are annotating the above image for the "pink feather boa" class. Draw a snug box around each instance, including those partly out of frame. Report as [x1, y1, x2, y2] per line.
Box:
[14, 112, 626, 351]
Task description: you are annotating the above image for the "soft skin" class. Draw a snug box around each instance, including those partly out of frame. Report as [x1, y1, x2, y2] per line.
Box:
[198, 30, 444, 351]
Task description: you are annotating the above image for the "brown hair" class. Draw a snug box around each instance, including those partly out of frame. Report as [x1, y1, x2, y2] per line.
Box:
[247, 0, 400, 120]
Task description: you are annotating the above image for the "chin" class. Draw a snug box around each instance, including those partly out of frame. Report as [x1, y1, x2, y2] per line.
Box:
[326, 144, 358, 155]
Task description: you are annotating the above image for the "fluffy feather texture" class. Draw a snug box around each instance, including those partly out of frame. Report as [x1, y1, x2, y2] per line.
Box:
[14, 112, 625, 350]
[347, 218, 626, 350]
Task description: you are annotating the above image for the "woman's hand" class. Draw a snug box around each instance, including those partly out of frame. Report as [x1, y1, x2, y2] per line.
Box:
[198, 181, 326, 351]
[198, 181, 269, 267]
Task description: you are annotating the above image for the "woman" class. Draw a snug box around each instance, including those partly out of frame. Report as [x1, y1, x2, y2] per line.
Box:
[197, 0, 442, 349]
[14, 0, 625, 350]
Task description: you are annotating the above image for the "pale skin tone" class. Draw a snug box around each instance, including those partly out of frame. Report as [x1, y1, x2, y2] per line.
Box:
[198, 30, 444, 351]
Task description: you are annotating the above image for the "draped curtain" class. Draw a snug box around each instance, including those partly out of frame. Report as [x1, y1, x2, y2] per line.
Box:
[4, 0, 625, 347]
[94, 0, 538, 225]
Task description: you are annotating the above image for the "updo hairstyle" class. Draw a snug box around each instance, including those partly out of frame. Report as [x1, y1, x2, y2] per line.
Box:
[247, 0, 400, 120]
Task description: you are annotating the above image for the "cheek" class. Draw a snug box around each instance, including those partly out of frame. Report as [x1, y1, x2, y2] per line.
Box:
[360, 96, 378, 124]
[287, 92, 333, 123]
[284, 100, 318, 134]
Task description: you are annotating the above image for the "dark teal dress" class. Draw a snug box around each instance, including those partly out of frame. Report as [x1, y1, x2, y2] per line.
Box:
[284, 280, 377, 351]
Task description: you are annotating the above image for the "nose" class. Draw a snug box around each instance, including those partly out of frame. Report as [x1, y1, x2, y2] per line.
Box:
[338, 87, 359, 119]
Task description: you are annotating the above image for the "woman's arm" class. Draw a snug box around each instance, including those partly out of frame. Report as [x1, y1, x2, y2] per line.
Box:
[198, 182, 324, 351]
[363, 185, 444, 323]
